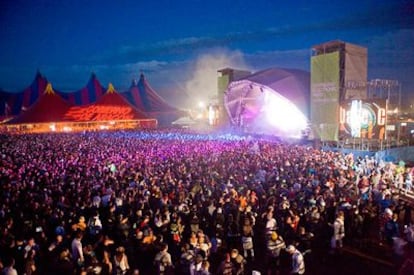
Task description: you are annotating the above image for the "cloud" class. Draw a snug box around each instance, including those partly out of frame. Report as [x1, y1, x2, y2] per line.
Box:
[93, 26, 313, 64]
[87, 2, 412, 66]
[68, 60, 167, 74]
[118, 37, 212, 55]
[105, 2, 413, 63]
[245, 49, 311, 71]
[94, 36, 221, 64]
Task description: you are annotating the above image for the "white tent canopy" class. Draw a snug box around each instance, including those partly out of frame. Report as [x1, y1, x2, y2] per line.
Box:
[171, 116, 196, 126]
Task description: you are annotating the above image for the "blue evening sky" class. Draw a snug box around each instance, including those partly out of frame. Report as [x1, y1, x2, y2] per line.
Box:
[0, 0, 413, 108]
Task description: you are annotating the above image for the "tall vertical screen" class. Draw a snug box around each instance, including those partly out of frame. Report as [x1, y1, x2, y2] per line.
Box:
[311, 52, 340, 141]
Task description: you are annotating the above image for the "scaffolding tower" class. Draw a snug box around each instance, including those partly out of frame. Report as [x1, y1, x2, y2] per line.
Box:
[367, 79, 401, 111]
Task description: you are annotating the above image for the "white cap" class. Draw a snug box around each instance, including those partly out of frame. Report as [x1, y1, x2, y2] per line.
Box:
[385, 208, 393, 216]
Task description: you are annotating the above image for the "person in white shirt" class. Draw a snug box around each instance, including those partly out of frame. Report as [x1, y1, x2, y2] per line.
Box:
[71, 230, 84, 267]
[87, 211, 103, 236]
[266, 231, 286, 274]
[286, 245, 305, 275]
[331, 211, 345, 252]
[154, 243, 173, 275]
[189, 254, 203, 275]
[114, 246, 130, 275]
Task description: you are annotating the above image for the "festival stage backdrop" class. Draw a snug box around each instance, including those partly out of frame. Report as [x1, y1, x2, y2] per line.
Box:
[339, 99, 387, 140]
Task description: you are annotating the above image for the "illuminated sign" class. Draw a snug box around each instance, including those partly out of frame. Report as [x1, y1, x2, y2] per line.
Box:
[339, 99, 386, 139]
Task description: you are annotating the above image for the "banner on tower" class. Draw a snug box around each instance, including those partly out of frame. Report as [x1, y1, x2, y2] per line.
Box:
[311, 51, 340, 141]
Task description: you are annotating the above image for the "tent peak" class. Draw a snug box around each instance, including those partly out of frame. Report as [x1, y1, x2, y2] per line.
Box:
[106, 83, 116, 94]
[44, 83, 55, 95]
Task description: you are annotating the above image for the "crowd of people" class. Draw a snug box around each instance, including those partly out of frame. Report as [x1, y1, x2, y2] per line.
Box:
[0, 129, 413, 275]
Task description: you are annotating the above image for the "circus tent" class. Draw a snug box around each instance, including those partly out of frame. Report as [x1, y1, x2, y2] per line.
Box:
[0, 71, 48, 118]
[123, 79, 148, 113]
[6, 83, 71, 125]
[4, 83, 157, 133]
[122, 73, 186, 125]
[1, 71, 183, 126]
[64, 83, 151, 122]
[123, 73, 177, 113]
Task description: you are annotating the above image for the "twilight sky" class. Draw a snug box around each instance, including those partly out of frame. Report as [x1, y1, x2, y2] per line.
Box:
[0, 0, 413, 108]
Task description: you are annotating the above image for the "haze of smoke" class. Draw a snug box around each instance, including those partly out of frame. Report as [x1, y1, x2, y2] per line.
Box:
[184, 49, 249, 105]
